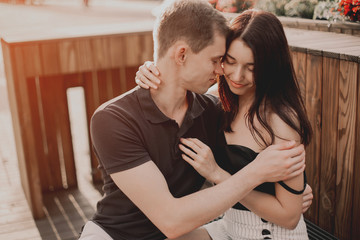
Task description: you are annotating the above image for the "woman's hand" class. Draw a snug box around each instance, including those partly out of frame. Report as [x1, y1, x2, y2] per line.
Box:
[302, 184, 313, 213]
[135, 61, 162, 89]
[179, 138, 229, 183]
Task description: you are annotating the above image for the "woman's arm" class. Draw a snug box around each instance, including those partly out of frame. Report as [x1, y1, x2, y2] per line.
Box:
[237, 114, 305, 229]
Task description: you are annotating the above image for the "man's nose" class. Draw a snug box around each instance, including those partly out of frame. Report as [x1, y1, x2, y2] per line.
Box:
[214, 62, 224, 75]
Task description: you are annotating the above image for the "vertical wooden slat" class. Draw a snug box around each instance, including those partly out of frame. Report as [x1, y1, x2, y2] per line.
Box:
[56, 75, 77, 188]
[83, 72, 102, 183]
[59, 40, 78, 73]
[109, 36, 125, 68]
[110, 68, 122, 97]
[26, 76, 48, 193]
[140, 34, 154, 63]
[39, 76, 63, 191]
[22, 45, 42, 78]
[352, 62, 360, 240]
[3, 42, 44, 218]
[125, 66, 139, 91]
[304, 52, 322, 224]
[76, 39, 94, 72]
[14, 45, 44, 218]
[291, 51, 307, 101]
[124, 35, 141, 66]
[40, 42, 61, 76]
[91, 37, 111, 70]
[318, 57, 339, 233]
[335, 60, 357, 240]
[96, 70, 112, 105]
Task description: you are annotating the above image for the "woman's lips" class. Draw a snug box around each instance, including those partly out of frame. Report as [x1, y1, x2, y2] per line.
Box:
[230, 80, 245, 88]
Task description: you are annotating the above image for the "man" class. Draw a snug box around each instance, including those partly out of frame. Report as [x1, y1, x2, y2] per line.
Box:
[79, 1, 308, 239]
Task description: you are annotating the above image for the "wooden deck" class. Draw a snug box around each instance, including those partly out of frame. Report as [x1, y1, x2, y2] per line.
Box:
[0, 58, 41, 240]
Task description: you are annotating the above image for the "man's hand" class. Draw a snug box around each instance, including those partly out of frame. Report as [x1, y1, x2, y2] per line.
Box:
[251, 141, 305, 184]
[302, 184, 313, 213]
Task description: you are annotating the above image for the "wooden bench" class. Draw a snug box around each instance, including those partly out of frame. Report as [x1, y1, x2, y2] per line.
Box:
[34, 189, 339, 240]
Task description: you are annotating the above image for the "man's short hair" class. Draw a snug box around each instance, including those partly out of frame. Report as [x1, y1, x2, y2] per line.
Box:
[153, 0, 229, 61]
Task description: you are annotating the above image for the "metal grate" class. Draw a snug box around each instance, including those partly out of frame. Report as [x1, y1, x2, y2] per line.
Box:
[306, 219, 339, 240]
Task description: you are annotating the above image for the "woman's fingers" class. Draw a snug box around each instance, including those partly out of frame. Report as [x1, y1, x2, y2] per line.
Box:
[135, 75, 149, 89]
[180, 138, 202, 154]
[179, 144, 198, 160]
[136, 71, 158, 89]
[140, 62, 161, 84]
[182, 154, 197, 167]
[190, 138, 207, 149]
[145, 61, 160, 76]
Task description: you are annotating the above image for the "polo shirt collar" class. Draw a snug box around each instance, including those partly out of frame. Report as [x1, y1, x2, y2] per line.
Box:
[138, 88, 205, 124]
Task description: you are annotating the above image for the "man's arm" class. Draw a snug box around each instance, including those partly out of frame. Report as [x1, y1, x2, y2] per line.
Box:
[110, 141, 304, 239]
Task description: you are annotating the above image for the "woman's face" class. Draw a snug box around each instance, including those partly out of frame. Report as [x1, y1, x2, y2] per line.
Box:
[222, 39, 255, 97]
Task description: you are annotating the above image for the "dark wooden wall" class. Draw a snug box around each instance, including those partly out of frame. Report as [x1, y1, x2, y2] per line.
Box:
[289, 28, 360, 240]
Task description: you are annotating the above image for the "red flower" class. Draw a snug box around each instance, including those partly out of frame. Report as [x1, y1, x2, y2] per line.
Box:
[338, 0, 360, 21]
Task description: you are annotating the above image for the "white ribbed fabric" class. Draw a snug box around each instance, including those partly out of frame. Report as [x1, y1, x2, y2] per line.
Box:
[204, 208, 308, 240]
[79, 221, 113, 240]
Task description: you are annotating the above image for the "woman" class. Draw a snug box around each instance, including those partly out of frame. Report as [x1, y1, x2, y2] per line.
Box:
[137, 10, 312, 240]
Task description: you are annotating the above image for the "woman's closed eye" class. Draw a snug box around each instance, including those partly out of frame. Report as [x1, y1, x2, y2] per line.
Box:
[247, 64, 254, 72]
[224, 58, 236, 65]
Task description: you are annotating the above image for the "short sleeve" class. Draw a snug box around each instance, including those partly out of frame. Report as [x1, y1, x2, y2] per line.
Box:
[90, 108, 151, 175]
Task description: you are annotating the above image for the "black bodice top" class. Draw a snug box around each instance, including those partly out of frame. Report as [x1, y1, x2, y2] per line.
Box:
[215, 132, 306, 211]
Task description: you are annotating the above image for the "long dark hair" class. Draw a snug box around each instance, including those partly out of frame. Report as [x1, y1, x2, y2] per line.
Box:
[218, 10, 312, 147]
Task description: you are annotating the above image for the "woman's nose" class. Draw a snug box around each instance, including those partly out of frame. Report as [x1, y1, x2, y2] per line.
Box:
[232, 66, 243, 81]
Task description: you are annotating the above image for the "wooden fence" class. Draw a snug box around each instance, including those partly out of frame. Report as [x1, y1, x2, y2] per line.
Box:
[1, 26, 359, 239]
[287, 28, 360, 240]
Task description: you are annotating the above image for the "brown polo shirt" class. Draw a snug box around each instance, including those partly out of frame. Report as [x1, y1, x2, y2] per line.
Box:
[90, 87, 221, 240]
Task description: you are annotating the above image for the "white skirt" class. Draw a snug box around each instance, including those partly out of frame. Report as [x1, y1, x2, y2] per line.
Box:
[204, 208, 308, 240]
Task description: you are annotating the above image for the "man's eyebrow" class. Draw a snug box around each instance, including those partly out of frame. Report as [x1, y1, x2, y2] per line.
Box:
[212, 55, 223, 60]
[226, 54, 236, 60]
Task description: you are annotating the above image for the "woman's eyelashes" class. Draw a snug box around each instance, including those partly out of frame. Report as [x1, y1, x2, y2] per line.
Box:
[224, 57, 236, 65]
[247, 64, 254, 72]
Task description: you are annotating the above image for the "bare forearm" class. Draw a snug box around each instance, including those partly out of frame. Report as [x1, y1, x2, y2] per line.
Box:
[240, 191, 301, 229]
[161, 165, 262, 238]
[209, 167, 302, 229]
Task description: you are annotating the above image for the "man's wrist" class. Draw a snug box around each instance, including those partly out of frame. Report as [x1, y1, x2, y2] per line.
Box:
[211, 168, 230, 184]
[243, 162, 264, 187]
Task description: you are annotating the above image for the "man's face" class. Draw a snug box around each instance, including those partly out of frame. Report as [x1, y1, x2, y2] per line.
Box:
[181, 33, 226, 94]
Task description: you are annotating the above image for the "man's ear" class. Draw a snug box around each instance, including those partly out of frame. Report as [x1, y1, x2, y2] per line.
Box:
[174, 45, 188, 65]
